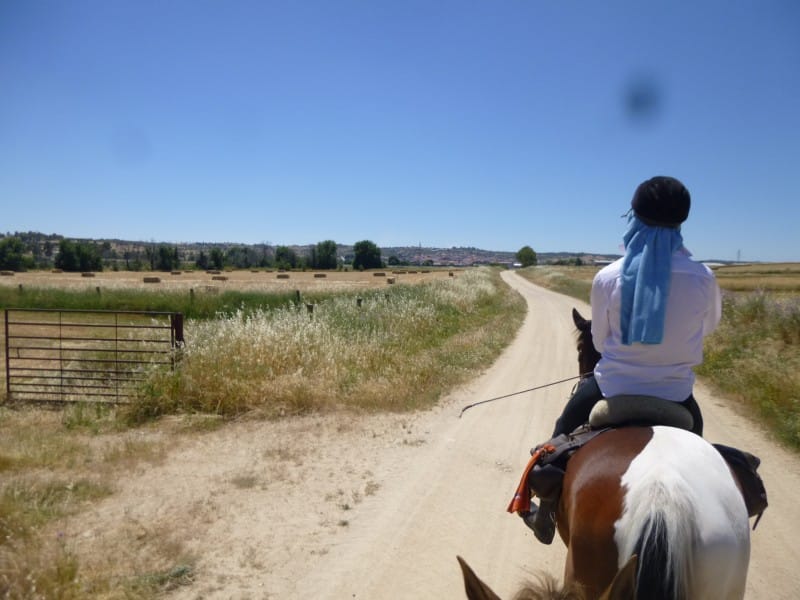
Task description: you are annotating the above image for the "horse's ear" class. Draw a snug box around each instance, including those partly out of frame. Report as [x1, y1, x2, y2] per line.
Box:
[457, 556, 503, 600]
[572, 308, 589, 330]
[600, 554, 638, 600]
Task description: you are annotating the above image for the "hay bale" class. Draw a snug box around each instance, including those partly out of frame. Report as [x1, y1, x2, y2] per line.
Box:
[81, 272, 96, 278]
[51, 268, 63, 273]
[212, 275, 228, 281]
[171, 271, 182, 275]
[143, 276, 161, 283]
[277, 273, 290, 279]
[0, 271, 14, 276]
[387, 277, 396, 284]
[314, 273, 327, 278]
[207, 270, 221, 275]
[373, 272, 386, 277]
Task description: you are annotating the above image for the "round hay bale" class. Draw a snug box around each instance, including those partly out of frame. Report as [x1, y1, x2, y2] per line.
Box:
[207, 270, 221, 275]
[81, 272, 96, 278]
[314, 273, 327, 278]
[211, 275, 228, 281]
[171, 271, 182, 275]
[51, 268, 63, 273]
[0, 271, 14, 276]
[373, 272, 386, 277]
[143, 276, 161, 283]
[387, 277, 396, 284]
[277, 273, 290, 279]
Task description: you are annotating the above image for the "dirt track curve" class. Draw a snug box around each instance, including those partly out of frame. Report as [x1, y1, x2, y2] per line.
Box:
[75, 271, 799, 599]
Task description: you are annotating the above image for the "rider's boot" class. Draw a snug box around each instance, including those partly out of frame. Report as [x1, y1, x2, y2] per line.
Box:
[519, 462, 564, 545]
[521, 499, 557, 544]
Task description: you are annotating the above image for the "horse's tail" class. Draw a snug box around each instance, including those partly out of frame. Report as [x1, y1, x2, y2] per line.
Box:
[627, 481, 695, 600]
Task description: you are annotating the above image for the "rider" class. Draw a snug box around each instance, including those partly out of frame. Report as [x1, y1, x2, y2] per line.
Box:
[523, 175, 722, 544]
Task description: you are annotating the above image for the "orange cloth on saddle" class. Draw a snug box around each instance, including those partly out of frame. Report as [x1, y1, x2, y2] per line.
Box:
[506, 444, 555, 514]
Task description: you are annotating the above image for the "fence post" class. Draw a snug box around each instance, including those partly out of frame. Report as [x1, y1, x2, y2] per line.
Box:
[4, 310, 9, 399]
[172, 313, 185, 347]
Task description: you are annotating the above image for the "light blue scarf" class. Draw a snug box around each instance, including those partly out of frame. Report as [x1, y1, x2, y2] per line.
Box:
[620, 216, 684, 345]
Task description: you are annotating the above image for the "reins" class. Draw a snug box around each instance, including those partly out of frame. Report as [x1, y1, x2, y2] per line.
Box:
[458, 373, 592, 418]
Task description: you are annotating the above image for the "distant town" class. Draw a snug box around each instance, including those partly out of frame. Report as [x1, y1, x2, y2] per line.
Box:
[1, 231, 624, 271]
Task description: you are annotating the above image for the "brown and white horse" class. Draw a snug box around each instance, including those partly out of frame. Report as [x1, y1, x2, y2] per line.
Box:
[462, 309, 751, 599]
[557, 309, 750, 598]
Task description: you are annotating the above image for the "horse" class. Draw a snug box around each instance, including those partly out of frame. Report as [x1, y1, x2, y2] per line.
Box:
[467, 309, 752, 599]
[548, 308, 751, 599]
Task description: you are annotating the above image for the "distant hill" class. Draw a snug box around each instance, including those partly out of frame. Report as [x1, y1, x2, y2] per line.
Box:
[2, 231, 624, 268]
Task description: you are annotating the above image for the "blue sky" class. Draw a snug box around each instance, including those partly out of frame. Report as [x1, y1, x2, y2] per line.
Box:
[1, 1, 799, 262]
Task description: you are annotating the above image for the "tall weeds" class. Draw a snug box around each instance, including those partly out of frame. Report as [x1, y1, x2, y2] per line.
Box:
[697, 291, 800, 448]
[127, 267, 524, 421]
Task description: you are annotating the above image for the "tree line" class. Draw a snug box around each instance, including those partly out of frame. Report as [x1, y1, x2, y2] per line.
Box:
[0, 234, 386, 272]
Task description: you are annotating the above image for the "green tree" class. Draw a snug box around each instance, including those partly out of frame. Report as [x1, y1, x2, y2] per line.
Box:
[55, 240, 102, 272]
[310, 240, 338, 269]
[352, 240, 382, 270]
[516, 245, 537, 267]
[274, 245, 298, 270]
[225, 246, 259, 269]
[155, 244, 180, 271]
[0, 237, 28, 271]
[196, 250, 210, 270]
[210, 248, 225, 270]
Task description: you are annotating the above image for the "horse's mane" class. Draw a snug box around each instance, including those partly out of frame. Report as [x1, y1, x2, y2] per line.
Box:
[512, 576, 586, 600]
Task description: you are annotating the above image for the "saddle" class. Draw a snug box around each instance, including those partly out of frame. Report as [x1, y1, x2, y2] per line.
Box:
[521, 395, 768, 528]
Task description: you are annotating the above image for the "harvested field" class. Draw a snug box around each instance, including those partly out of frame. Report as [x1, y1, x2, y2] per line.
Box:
[0, 268, 460, 294]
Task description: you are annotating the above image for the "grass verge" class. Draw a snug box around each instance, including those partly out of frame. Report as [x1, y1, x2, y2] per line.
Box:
[127, 267, 525, 421]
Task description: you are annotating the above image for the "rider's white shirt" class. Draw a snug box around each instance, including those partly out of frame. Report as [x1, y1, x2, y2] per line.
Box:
[591, 247, 722, 402]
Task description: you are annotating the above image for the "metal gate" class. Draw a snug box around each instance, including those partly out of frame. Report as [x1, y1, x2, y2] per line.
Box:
[4, 308, 184, 404]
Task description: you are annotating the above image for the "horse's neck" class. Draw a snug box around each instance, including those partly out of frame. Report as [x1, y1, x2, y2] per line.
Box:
[577, 330, 600, 377]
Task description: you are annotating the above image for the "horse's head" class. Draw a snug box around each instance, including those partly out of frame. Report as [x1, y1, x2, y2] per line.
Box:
[457, 554, 638, 600]
[572, 308, 601, 378]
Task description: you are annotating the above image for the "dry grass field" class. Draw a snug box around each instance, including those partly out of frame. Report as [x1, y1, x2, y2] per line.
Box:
[0, 268, 460, 294]
[517, 262, 800, 297]
[712, 262, 800, 292]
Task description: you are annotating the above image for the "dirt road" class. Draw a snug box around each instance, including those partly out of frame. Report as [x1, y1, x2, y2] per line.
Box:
[74, 271, 799, 598]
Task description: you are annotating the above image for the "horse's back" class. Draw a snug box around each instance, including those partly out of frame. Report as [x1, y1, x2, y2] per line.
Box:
[619, 426, 750, 599]
[561, 426, 750, 599]
[559, 427, 652, 597]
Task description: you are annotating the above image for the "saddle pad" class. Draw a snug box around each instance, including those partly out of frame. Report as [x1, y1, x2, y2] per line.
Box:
[589, 395, 694, 431]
